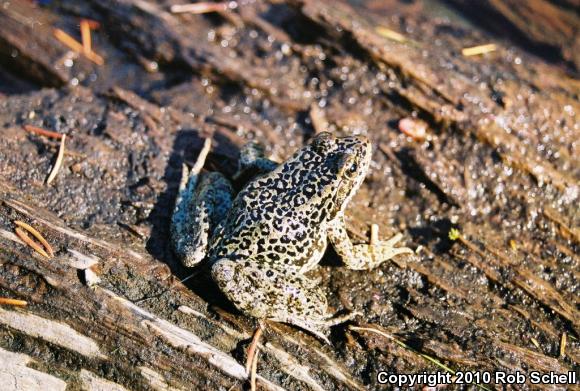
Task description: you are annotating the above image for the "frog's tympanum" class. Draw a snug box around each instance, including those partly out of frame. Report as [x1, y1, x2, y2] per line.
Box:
[171, 132, 412, 341]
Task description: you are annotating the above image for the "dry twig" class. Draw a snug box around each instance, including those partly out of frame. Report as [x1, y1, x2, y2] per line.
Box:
[250, 347, 259, 391]
[245, 323, 264, 374]
[170, 2, 235, 14]
[309, 103, 329, 134]
[375, 26, 408, 43]
[560, 332, 567, 357]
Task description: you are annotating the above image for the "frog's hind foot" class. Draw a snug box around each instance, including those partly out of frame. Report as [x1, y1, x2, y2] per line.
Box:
[317, 310, 362, 327]
[278, 311, 361, 344]
[281, 318, 332, 344]
[371, 233, 414, 261]
[171, 139, 234, 267]
[347, 233, 414, 270]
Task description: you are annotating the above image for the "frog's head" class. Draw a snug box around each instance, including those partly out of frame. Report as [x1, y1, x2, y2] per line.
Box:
[306, 132, 372, 212]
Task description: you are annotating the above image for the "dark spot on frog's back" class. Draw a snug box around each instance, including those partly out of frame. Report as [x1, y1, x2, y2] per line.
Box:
[291, 170, 303, 185]
[295, 230, 307, 241]
[290, 222, 301, 231]
[240, 237, 251, 250]
[310, 209, 319, 221]
[303, 184, 316, 197]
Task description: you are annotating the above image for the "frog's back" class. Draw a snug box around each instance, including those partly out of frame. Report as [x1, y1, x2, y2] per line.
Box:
[208, 154, 340, 266]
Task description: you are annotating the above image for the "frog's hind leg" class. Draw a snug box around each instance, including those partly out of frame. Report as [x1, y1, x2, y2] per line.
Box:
[171, 140, 234, 267]
[211, 258, 350, 343]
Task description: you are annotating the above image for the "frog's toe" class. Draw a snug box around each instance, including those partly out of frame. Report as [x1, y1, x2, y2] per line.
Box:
[318, 310, 362, 327]
[280, 318, 331, 344]
[374, 233, 414, 261]
[280, 310, 360, 343]
[239, 142, 266, 170]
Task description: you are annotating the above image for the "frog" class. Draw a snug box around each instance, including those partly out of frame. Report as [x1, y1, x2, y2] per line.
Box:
[171, 132, 413, 342]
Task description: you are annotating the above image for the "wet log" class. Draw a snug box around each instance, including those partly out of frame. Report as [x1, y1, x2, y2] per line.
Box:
[0, 0, 578, 389]
[0, 0, 94, 87]
[446, 0, 580, 74]
[0, 192, 367, 390]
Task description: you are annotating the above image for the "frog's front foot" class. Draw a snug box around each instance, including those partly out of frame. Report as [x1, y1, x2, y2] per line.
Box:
[329, 218, 414, 271]
[356, 233, 414, 269]
[349, 234, 414, 270]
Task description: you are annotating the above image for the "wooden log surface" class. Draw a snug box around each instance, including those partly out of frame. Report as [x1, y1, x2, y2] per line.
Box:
[446, 0, 580, 75]
[0, 0, 578, 390]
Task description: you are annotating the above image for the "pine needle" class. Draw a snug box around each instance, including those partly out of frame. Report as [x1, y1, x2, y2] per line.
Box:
[46, 134, 66, 185]
[15, 227, 50, 258]
[462, 44, 497, 57]
[13, 220, 54, 257]
[23, 125, 64, 140]
[0, 298, 28, 307]
[54, 28, 104, 65]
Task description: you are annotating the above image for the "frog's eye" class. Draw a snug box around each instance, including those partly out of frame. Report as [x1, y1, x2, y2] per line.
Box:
[342, 160, 358, 178]
[348, 163, 358, 174]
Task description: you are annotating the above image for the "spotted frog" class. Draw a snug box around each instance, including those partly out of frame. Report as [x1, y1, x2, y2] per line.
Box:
[171, 132, 412, 341]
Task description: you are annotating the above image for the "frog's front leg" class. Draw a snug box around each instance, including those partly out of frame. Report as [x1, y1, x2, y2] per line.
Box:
[327, 213, 413, 270]
[210, 258, 355, 343]
[171, 159, 234, 267]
